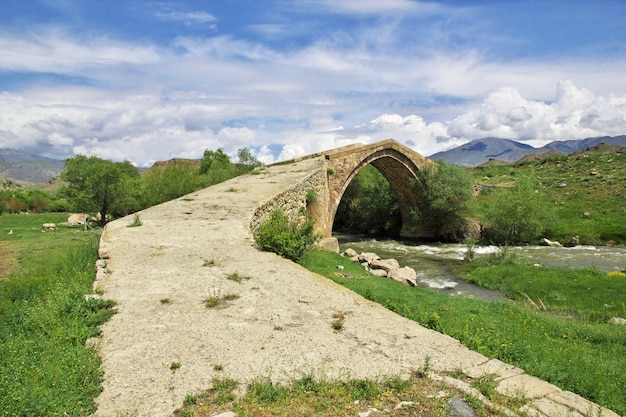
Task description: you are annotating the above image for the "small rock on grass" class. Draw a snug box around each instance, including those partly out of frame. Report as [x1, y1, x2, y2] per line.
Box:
[211, 411, 235, 417]
[445, 396, 475, 417]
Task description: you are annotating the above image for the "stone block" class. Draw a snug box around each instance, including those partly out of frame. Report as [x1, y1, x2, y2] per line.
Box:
[465, 358, 525, 381]
[495, 374, 560, 399]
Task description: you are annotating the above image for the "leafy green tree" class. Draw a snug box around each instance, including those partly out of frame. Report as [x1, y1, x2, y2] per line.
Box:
[199, 148, 238, 185]
[110, 174, 143, 218]
[483, 180, 554, 244]
[334, 165, 401, 236]
[141, 161, 205, 207]
[411, 160, 474, 241]
[199, 148, 231, 174]
[236, 147, 262, 173]
[59, 155, 141, 226]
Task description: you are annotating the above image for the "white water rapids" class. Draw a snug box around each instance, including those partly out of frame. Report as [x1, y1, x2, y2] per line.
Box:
[337, 235, 625, 301]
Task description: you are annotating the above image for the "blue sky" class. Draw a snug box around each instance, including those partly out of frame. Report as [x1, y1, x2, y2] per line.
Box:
[1, 0, 625, 166]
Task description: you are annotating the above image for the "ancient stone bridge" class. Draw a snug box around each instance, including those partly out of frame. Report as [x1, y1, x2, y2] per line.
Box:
[251, 139, 432, 241]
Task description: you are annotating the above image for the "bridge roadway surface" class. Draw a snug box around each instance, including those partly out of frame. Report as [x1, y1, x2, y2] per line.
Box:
[93, 156, 619, 417]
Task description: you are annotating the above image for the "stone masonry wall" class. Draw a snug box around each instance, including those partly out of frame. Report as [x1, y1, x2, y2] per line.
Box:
[249, 166, 329, 235]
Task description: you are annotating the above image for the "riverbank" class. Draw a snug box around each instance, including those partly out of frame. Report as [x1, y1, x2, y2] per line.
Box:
[337, 236, 626, 299]
[302, 245, 626, 415]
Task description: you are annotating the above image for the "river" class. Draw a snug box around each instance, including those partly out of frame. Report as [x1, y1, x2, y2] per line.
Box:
[336, 235, 626, 301]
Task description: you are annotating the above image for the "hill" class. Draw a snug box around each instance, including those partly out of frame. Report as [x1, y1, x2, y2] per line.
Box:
[429, 135, 626, 166]
[469, 147, 626, 244]
[0, 149, 65, 184]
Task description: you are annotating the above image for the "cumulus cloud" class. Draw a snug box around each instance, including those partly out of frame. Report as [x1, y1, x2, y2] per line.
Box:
[446, 80, 626, 146]
[352, 114, 450, 155]
[2, 79, 626, 166]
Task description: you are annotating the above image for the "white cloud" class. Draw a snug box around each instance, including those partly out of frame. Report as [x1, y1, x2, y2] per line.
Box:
[154, 11, 217, 26]
[2, 78, 626, 166]
[446, 80, 626, 145]
[295, 0, 446, 16]
[0, 30, 160, 74]
[353, 114, 454, 155]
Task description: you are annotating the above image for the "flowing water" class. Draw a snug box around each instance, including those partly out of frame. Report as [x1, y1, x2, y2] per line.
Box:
[336, 234, 626, 302]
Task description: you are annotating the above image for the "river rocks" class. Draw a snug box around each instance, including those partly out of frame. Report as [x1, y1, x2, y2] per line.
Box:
[564, 235, 580, 247]
[357, 252, 380, 263]
[342, 248, 417, 286]
[370, 258, 400, 272]
[541, 236, 581, 248]
[388, 266, 418, 286]
[370, 269, 389, 277]
[540, 237, 563, 247]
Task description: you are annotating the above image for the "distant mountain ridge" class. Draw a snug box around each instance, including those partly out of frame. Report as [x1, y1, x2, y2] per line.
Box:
[2, 135, 626, 183]
[0, 149, 65, 184]
[427, 135, 626, 166]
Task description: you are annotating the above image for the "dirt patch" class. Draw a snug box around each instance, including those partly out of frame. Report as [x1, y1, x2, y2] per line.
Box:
[0, 241, 17, 279]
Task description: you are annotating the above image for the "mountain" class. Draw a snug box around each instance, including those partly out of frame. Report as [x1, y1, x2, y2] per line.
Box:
[542, 135, 626, 154]
[0, 149, 65, 184]
[428, 137, 542, 166]
[428, 135, 626, 166]
[3, 134, 626, 182]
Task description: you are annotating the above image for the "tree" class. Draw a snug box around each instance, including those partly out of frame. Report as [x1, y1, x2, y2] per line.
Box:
[199, 148, 231, 174]
[411, 161, 474, 241]
[199, 148, 238, 185]
[59, 155, 141, 226]
[334, 165, 401, 236]
[141, 161, 205, 207]
[483, 180, 554, 244]
[236, 147, 262, 173]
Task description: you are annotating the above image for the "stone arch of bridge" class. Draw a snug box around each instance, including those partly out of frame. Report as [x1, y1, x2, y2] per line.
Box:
[322, 140, 431, 238]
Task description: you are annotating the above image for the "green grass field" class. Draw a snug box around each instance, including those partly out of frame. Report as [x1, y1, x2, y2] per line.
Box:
[470, 150, 626, 244]
[0, 213, 115, 416]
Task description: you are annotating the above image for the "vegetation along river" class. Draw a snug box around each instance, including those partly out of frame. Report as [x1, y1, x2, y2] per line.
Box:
[337, 235, 626, 302]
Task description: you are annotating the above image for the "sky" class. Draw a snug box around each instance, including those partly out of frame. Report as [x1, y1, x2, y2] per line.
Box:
[1, 0, 625, 167]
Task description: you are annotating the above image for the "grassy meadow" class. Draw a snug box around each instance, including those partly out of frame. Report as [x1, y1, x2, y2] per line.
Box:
[0, 213, 115, 416]
[470, 150, 626, 244]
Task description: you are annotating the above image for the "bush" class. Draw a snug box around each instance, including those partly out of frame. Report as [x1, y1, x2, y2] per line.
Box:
[253, 209, 320, 262]
[411, 161, 473, 241]
[482, 179, 554, 244]
[141, 161, 204, 207]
